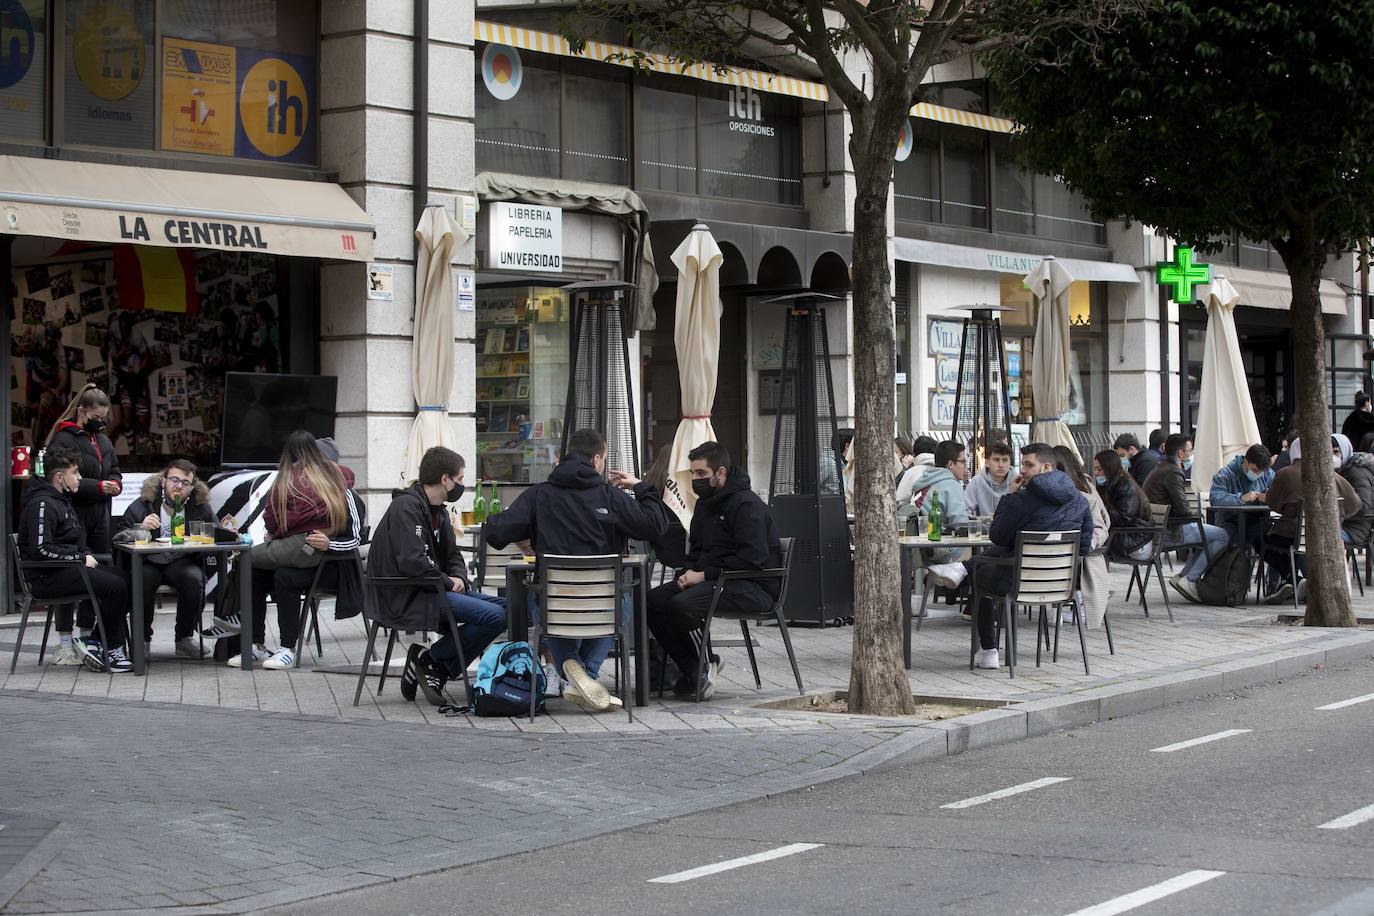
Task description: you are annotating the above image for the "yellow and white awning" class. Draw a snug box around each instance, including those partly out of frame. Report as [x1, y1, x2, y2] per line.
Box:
[910, 102, 1016, 134]
[475, 20, 829, 102]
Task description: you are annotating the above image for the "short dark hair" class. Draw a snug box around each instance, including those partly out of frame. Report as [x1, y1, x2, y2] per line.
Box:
[988, 441, 1014, 459]
[934, 440, 964, 468]
[688, 440, 730, 471]
[418, 446, 464, 486]
[1148, 428, 1167, 450]
[1164, 433, 1190, 457]
[1113, 433, 1141, 451]
[1357, 392, 1371, 409]
[43, 447, 78, 480]
[565, 428, 606, 462]
[165, 458, 197, 479]
[912, 435, 938, 456]
[1021, 443, 1057, 467]
[1245, 444, 1271, 471]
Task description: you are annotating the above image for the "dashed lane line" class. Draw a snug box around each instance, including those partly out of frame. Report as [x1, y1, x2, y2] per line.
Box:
[940, 777, 1073, 810]
[647, 843, 825, 884]
[1315, 692, 1374, 711]
[1317, 802, 1374, 831]
[1149, 729, 1252, 753]
[1062, 869, 1227, 916]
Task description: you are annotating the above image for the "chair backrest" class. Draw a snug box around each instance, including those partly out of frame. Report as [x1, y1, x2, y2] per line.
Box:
[9, 533, 32, 599]
[1012, 531, 1080, 605]
[539, 554, 622, 639]
[772, 537, 796, 613]
[479, 538, 525, 592]
[1148, 502, 1170, 527]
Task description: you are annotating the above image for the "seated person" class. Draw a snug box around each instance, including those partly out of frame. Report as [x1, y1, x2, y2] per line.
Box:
[647, 442, 782, 699]
[964, 441, 1014, 518]
[1208, 444, 1275, 551]
[484, 429, 667, 712]
[906, 440, 970, 565]
[1115, 433, 1159, 488]
[1338, 433, 1374, 549]
[969, 443, 1092, 670]
[1263, 435, 1360, 604]
[372, 446, 505, 706]
[18, 448, 133, 672]
[1092, 450, 1152, 560]
[1143, 433, 1230, 602]
[115, 458, 224, 659]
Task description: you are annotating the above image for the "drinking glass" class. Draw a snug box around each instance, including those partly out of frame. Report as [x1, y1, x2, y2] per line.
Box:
[133, 528, 151, 545]
[461, 510, 476, 527]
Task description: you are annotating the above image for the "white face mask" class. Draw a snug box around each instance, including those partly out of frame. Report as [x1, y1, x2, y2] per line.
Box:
[1334, 455, 1344, 469]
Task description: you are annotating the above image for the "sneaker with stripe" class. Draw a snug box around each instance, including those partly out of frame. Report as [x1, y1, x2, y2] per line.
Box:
[262, 647, 296, 670]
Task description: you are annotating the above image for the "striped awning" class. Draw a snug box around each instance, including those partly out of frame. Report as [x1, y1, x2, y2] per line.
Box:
[475, 20, 829, 102]
[910, 102, 1016, 134]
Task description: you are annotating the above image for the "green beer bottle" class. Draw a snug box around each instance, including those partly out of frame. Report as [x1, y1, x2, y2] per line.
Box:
[473, 483, 487, 524]
[927, 491, 943, 542]
[487, 481, 502, 516]
[171, 495, 186, 545]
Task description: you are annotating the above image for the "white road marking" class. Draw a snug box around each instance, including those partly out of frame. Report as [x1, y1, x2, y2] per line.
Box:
[1063, 869, 1227, 916]
[647, 843, 824, 884]
[1318, 802, 1374, 831]
[1316, 692, 1374, 711]
[940, 777, 1072, 810]
[1149, 729, 1252, 753]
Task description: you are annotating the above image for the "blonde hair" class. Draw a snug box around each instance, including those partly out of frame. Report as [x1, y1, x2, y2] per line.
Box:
[269, 430, 348, 536]
[46, 384, 110, 446]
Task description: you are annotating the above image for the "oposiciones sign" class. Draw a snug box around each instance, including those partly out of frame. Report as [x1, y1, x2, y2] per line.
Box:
[485, 202, 562, 272]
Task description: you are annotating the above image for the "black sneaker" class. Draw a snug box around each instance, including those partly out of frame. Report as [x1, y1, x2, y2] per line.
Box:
[417, 650, 448, 707]
[400, 643, 422, 702]
[670, 675, 696, 699]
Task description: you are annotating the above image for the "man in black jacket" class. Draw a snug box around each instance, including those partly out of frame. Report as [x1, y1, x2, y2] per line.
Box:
[369, 447, 505, 706]
[18, 448, 133, 673]
[484, 428, 668, 712]
[647, 441, 782, 699]
[1143, 433, 1230, 602]
[1114, 433, 1159, 489]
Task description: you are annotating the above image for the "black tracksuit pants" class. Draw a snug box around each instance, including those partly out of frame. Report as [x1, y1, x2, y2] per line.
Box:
[138, 556, 206, 641]
[647, 579, 773, 680]
[31, 565, 130, 649]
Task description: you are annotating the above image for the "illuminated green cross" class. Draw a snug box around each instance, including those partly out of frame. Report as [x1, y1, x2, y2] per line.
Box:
[1156, 246, 1212, 304]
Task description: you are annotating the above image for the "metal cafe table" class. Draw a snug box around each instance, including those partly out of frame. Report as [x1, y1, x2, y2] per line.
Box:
[502, 555, 653, 707]
[116, 538, 255, 676]
[899, 533, 995, 669]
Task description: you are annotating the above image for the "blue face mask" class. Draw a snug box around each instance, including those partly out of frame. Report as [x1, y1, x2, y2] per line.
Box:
[1094, 474, 1107, 486]
[1244, 468, 1262, 482]
[1120, 455, 1131, 470]
[1182, 456, 1194, 471]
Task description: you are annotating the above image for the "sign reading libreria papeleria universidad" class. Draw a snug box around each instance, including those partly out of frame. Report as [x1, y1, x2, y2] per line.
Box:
[486, 203, 562, 272]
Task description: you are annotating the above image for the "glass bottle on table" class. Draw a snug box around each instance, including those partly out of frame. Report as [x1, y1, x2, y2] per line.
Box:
[170, 496, 186, 545]
[473, 482, 488, 524]
[927, 491, 943, 542]
[487, 480, 502, 516]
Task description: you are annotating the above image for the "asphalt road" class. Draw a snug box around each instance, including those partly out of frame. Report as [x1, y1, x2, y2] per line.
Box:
[275, 658, 1374, 916]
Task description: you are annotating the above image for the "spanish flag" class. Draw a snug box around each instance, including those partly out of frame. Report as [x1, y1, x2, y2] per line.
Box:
[113, 245, 200, 313]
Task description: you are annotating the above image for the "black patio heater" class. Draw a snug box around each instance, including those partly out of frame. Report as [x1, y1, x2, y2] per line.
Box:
[560, 279, 640, 476]
[766, 291, 852, 626]
[949, 303, 1014, 476]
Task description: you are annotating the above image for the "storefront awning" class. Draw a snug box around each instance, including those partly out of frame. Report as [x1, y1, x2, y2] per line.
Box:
[475, 20, 829, 102]
[1220, 266, 1349, 316]
[893, 236, 1138, 283]
[0, 156, 374, 262]
[910, 102, 1016, 134]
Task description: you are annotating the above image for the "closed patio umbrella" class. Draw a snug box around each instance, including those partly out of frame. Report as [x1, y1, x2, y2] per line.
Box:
[1025, 256, 1077, 451]
[664, 224, 723, 528]
[1191, 276, 1261, 494]
[401, 204, 461, 484]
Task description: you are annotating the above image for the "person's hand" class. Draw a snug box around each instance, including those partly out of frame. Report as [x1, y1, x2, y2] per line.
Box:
[1241, 491, 1259, 504]
[141, 514, 160, 530]
[1010, 473, 1025, 493]
[84, 555, 97, 569]
[99, 480, 121, 496]
[609, 470, 640, 489]
[450, 577, 467, 593]
[305, 531, 329, 550]
[676, 569, 706, 589]
[220, 515, 238, 531]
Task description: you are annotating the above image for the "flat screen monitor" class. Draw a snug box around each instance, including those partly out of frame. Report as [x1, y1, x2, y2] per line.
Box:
[219, 373, 338, 468]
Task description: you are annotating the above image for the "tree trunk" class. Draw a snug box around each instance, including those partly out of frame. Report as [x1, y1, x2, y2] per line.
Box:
[845, 97, 917, 716]
[1278, 220, 1356, 627]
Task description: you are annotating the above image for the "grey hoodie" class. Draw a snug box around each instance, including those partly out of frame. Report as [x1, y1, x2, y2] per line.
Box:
[964, 468, 1012, 517]
[909, 466, 969, 527]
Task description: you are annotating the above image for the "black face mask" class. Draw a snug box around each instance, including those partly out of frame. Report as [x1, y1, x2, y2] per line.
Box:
[83, 417, 106, 434]
[445, 481, 464, 503]
[691, 477, 715, 499]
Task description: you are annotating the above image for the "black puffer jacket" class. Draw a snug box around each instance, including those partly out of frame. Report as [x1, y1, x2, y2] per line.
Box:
[47, 422, 121, 553]
[483, 454, 667, 558]
[989, 470, 1093, 554]
[367, 482, 470, 629]
[1097, 472, 1151, 557]
[1340, 453, 1374, 545]
[1127, 449, 1160, 489]
[686, 467, 783, 596]
[115, 476, 216, 535]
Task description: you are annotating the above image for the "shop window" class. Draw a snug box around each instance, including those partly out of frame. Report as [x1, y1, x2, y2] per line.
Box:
[993, 137, 1033, 235]
[941, 126, 988, 229]
[1238, 237, 1276, 270]
[637, 85, 696, 194]
[64, 0, 156, 150]
[1033, 174, 1104, 245]
[894, 120, 939, 223]
[0, 0, 46, 142]
[698, 84, 801, 205]
[476, 59, 561, 178]
[475, 286, 569, 484]
[563, 71, 628, 185]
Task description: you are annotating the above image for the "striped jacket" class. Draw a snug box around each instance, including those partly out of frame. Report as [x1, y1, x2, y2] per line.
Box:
[19, 477, 86, 563]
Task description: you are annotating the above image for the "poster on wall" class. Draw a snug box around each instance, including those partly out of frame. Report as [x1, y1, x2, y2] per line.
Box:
[0, 0, 46, 140]
[234, 47, 317, 164]
[161, 37, 236, 156]
[64, 0, 155, 148]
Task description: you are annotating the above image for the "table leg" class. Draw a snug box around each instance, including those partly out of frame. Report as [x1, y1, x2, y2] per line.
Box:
[901, 545, 913, 669]
[239, 550, 254, 671]
[130, 553, 145, 676]
[505, 567, 529, 642]
[634, 569, 648, 707]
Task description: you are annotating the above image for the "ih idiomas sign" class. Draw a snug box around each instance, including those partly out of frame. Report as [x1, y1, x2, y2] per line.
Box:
[486, 202, 562, 272]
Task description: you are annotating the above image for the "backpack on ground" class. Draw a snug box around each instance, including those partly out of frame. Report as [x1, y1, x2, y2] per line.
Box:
[1195, 545, 1253, 606]
[471, 641, 546, 717]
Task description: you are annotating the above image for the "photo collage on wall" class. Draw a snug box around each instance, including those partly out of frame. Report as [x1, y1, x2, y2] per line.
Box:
[11, 249, 282, 471]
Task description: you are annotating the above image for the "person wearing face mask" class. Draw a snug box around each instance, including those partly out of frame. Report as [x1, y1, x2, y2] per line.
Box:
[45, 385, 122, 555]
[1143, 433, 1230, 601]
[1113, 433, 1158, 488]
[1261, 435, 1361, 603]
[1208, 444, 1275, 552]
[646, 440, 781, 700]
[484, 429, 668, 712]
[1338, 433, 1374, 550]
[370, 446, 504, 706]
[18, 448, 133, 673]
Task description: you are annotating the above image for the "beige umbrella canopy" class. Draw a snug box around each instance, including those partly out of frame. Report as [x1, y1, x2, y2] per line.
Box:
[1192, 277, 1261, 494]
[665, 224, 723, 529]
[401, 204, 462, 483]
[1025, 256, 1078, 451]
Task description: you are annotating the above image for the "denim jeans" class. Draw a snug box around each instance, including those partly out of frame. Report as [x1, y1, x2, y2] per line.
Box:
[528, 592, 631, 679]
[1165, 522, 1231, 582]
[429, 591, 507, 678]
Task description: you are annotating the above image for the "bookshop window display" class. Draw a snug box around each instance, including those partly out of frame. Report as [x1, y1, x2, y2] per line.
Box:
[475, 285, 570, 484]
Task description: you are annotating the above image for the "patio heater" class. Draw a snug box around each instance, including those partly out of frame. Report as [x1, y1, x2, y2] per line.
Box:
[560, 279, 640, 476]
[949, 303, 1015, 476]
[766, 291, 852, 626]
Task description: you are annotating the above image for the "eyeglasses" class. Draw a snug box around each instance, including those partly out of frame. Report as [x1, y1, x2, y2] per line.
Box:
[165, 475, 193, 488]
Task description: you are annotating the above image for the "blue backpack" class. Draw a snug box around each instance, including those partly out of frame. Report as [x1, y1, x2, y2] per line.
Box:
[471, 641, 546, 717]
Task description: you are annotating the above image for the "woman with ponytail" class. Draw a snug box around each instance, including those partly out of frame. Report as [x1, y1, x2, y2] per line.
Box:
[45, 385, 121, 553]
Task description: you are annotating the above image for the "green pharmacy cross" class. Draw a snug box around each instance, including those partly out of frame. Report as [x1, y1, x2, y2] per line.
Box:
[1156, 246, 1212, 304]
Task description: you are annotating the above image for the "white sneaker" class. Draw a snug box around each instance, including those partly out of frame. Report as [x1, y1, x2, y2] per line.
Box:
[561, 659, 611, 711]
[226, 645, 271, 668]
[52, 643, 82, 666]
[262, 648, 296, 670]
[928, 562, 968, 589]
[201, 615, 241, 640]
[974, 648, 1001, 669]
[174, 637, 209, 659]
[541, 662, 564, 698]
[1169, 573, 1200, 603]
